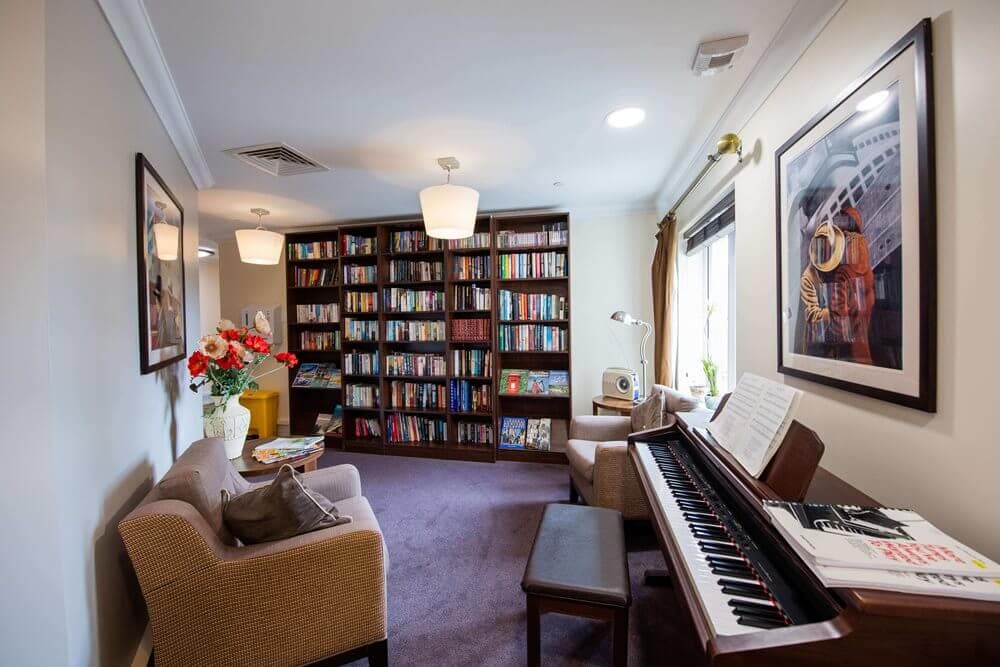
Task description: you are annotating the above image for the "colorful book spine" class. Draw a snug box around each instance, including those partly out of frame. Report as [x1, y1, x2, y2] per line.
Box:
[452, 284, 491, 311]
[389, 381, 447, 409]
[383, 288, 445, 313]
[495, 224, 567, 248]
[293, 267, 337, 287]
[385, 352, 446, 377]
[451, 349, 492, 377]
[344, 318, 378, 341]
[344, 384, 379, 408]
[497, 324, 567, 351]
[298, 331, 341, 351]
[387, 260, 444, 282]
[342, 234, 377, 256]
[344, 291, 378, 313]
[451, 255, 490, 280]
[447, 232, 491, 249]
[385, 320, 446, 342]
[497, 290, 567, 320]
[455, 421, 493, 445]
[448, 380, 492, 413]
[343, 264, 377, 285]
[296, 303, 339, 323]
[351, 417, 381, 437]
[343, 351, 379, 375]
[385, 414, 447, 443]
[496, 251, 568, 279]
[288, 240, 336, 260]
[450, 318, 490, 342]
[389, 229, 444, 252]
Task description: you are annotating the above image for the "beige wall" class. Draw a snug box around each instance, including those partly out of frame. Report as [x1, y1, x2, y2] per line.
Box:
[215, 210, 656, 424]
[199, 253, 221, 337]
[218, 239, 291, 422]
[672, 0, 1000, 557]
[0, 0, 204, 663]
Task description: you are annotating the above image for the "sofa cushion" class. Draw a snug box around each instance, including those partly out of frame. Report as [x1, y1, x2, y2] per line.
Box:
[148, 438, 251, 545]
[222, 464, 352, 545]
[631, 391, 666, 432]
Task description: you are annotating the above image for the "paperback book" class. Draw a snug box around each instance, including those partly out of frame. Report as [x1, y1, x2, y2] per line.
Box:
[499, 416, 528, 449]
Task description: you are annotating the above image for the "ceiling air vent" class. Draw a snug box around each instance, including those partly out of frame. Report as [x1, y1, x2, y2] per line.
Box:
[224, 142, 329, 176]
[692, 35, 749, 76]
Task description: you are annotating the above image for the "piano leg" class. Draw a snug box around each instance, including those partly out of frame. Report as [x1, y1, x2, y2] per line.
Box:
[643, 568, 672, 587]
[526, 594, 541, 667]
[613, 606, 629, 667]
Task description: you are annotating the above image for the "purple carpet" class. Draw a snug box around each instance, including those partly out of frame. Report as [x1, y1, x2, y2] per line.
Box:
[318, 450, 702, 666]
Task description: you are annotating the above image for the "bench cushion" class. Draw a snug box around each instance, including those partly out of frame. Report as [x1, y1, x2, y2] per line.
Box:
[521, 503, 630, 607]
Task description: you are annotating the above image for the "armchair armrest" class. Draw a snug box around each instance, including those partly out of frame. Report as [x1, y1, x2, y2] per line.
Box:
[593, 442, 651, 520]
[569, 415, 631, 442]
[297, 463, 362, 502]
[120, 498, 386, 667]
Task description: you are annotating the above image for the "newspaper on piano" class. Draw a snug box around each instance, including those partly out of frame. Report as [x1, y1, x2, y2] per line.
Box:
[707, 373, 803, 477]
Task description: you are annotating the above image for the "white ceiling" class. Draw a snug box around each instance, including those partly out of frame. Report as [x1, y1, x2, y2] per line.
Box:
[143, 0, 803, 240]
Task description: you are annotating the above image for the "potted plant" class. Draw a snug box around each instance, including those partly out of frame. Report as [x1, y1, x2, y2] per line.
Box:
[702, 356, 720, 410]
[187, 312, 298, 459]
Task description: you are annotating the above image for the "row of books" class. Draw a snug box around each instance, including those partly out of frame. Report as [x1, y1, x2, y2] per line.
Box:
[499, 416, 552, 450]
[495, 223, 567, 249]
[499, 369, 569, 395]
[449, 379, 491, 413]
[498, 324, 567, 352]
[344, 351, 378, 375]
[383, 288, 444, 313]
[342, 234, 376, 256]
[388, 381, 447, 410]
[452, 255, 490, 280]
[449, 231, 490, 249]
[455, 421, 493, 445]
[312, 407, 343, 435]
[385, 320, 446, 342]
[344, 318, 378, 342]
[344, 265, 377, 285]
[292, 363, 342, 389]
[299, 331, 340, 351]
[293, 267, 337, 287]
[452, 348, 492, 377]
[296, 303, 339, 323]
[386, 414, 446, 443]
[451, 318, 490, 342]
[387, 259, 443, 283]
[386, 352, 446, 377]
[498, 290, 567, 321]
[497, 251, 568, 279]
[453, 284, 491, 311]
[352, 416, 381, 437]
[344, 383, 379, 408]
[344, 291, 377, 313]
[288, 240, 336, 260]
[390, 229, 443, 253]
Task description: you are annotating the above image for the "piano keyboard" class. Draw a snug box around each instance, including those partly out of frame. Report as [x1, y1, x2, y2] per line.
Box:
[635, 440, 793, 636]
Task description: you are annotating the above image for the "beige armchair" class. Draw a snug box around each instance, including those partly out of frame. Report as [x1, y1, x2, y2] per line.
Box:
[566, 385, 699, 519]
[119, 438, 388, 667]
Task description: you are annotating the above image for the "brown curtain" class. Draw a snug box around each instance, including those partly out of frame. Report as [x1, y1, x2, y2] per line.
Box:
[651, 215, 678, 386]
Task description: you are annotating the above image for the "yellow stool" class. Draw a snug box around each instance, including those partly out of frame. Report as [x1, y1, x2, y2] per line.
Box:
[240, 390, 280, 438]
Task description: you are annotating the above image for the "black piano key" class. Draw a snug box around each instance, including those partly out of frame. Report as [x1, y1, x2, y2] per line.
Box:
[735, 613, 785, 629]
[678, 500, 710, 510]
[673, 491, 704, 500]
[722, 585, 771, 601]
[684, 512, 719, 522]
[691, 525, 728, 536]
[705, 554, 746, 567]
[711, 565, 755, 579]
[688, 519, 723, 529]
[728, 599, 781, 614]
[700, 542, 740, 556]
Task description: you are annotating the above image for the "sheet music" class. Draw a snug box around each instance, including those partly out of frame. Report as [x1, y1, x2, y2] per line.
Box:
[708, 373, 802, 477]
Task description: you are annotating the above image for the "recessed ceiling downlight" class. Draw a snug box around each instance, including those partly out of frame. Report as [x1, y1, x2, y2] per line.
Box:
[605, 107, 646, 129]
[856, 89, 890, 112]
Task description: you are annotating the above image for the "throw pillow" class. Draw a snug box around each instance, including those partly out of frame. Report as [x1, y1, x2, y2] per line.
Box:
[631, 391, 665, 432]
[221, 464, 351, 545]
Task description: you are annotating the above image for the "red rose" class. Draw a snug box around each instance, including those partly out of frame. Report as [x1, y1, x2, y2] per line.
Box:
[244, 334, 270, 354]
[219, 328, 241, 341]
[187, 351, 209, 377]
[275, 351, 298, 368]
[216, 349, 244, 370]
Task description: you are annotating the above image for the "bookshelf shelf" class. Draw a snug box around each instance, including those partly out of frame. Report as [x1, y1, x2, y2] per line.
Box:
[285, 212, 570, 463]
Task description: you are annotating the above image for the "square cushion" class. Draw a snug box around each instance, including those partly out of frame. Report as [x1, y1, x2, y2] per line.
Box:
[631, 391, 666, 432]
[222, 464, 351, 545]
[147, 438, 251, 546]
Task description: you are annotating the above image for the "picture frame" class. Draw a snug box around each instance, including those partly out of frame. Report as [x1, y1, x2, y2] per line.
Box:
[136, 153, 187, 374]
[774, 19, 936, 412]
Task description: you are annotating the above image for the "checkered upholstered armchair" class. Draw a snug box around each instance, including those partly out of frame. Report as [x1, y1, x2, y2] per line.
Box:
[566, 385, 699, 519]
[118, 438, 388, 667]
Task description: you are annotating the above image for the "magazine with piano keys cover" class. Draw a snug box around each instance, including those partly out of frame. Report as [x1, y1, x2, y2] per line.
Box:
[764, 501, 1000, 577]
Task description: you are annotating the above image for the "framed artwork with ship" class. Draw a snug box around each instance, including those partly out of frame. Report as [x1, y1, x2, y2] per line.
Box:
[775, 19, 936, 412]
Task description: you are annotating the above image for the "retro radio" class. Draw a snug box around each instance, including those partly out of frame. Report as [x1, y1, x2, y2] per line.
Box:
[602, 368, 639, 401]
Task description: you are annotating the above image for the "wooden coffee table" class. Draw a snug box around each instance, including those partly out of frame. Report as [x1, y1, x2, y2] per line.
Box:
[231, 437, 325, 478]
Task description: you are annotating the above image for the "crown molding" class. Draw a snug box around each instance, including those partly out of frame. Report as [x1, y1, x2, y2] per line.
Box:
[654, 0, 845, 215]
[97, 0, 214, 189]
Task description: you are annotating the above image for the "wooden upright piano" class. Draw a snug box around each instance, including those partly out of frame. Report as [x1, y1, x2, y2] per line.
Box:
[628, 407, 1000, 666]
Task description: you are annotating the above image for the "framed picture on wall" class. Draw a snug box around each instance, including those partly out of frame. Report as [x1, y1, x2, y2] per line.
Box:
[775, 19, 936, 412]
[135, 153, 186, 374]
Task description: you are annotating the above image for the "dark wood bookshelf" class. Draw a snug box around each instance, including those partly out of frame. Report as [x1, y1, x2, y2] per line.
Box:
[284, 212, 570, 462]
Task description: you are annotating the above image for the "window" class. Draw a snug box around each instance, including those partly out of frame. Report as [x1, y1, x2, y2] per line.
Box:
[676, 193, 736, 397]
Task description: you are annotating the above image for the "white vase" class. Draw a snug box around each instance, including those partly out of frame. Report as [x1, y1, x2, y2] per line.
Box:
[204, 394, 251, 459]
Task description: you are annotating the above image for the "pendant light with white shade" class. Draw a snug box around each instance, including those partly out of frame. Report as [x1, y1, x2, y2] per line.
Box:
[236, 207, 284, 265]
[419, 157, 479, 239]
[151, 200, 179, 261]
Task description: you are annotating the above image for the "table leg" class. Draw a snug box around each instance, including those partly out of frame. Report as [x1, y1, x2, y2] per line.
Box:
[592, 402, 599, 416]
[527, 594, 540, 667]
[303, 459, 318, 473]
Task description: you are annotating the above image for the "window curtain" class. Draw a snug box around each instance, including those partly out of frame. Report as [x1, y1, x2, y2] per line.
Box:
[651, 214, 678, 386]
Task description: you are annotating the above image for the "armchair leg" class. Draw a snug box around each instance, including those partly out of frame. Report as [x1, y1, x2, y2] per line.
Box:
[569, 477, 579, 504]
[367, 639, 388, 667]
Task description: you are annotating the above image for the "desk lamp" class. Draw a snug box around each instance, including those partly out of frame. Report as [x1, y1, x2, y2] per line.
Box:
[610, 310, 652, 400]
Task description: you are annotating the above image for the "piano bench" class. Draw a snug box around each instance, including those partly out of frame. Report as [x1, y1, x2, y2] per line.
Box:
[521, 503, 631, 666]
